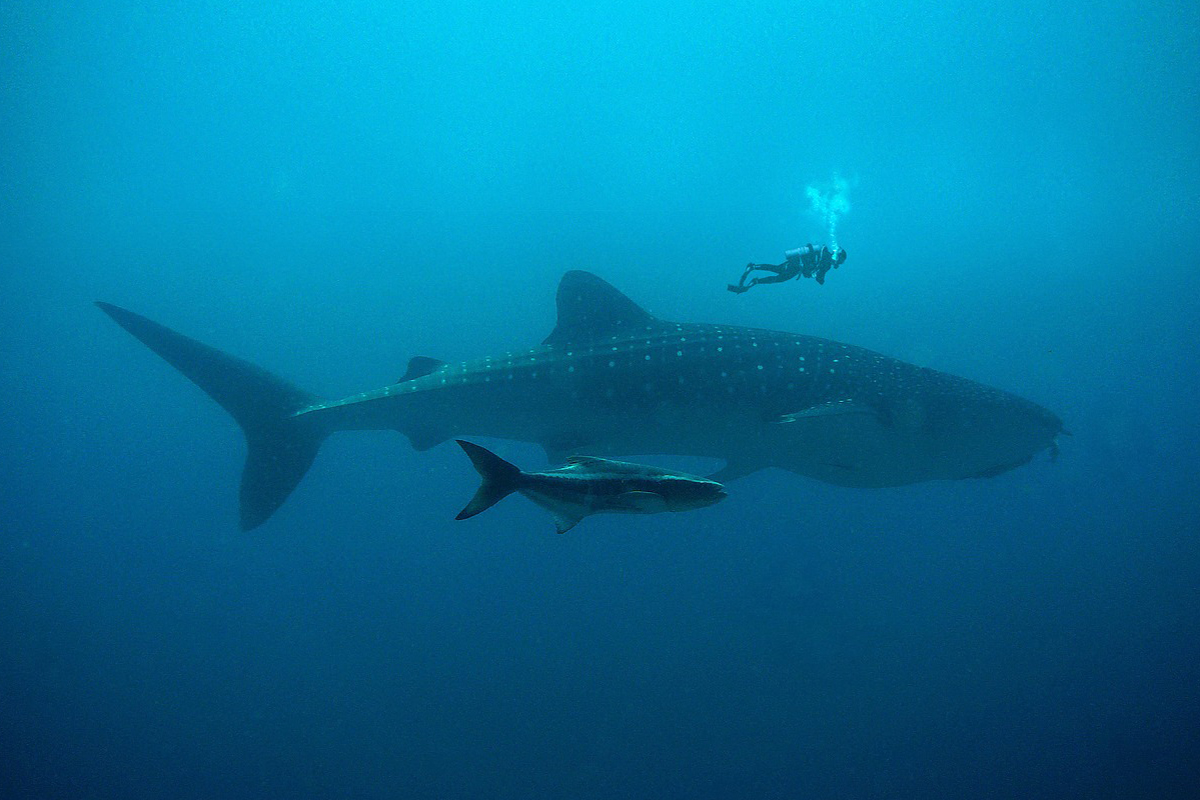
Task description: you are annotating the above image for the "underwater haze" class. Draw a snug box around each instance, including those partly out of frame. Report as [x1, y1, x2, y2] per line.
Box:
[2, 1, 1198, 797]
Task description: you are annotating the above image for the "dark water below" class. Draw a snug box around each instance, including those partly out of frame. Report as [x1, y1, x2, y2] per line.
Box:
[2, 2, 1197, 797]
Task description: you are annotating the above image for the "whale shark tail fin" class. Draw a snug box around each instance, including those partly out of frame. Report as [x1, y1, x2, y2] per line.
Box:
[95, 302, 329, 530]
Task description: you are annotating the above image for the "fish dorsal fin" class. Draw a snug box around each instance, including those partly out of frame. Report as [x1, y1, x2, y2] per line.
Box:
[564, 456, 651, 475]
[565, 455, 617, 467]
[397, 356, 445, 383]
[543, 271, 660, 345]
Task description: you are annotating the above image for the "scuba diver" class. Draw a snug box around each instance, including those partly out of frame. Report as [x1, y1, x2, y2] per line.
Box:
[727, 244, 847, 294]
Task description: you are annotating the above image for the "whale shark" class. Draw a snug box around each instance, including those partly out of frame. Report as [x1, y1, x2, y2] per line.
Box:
[96, 270, 1062, 529]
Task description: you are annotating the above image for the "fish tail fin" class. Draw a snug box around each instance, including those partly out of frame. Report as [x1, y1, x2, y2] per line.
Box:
[96, 302, 330, 530]
[454, 440, 522, 520]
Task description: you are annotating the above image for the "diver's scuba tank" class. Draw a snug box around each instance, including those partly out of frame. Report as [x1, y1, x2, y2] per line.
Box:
[784, 245, 816, 277]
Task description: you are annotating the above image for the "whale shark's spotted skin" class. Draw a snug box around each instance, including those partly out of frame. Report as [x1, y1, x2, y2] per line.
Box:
[97, 271, 1062, 528]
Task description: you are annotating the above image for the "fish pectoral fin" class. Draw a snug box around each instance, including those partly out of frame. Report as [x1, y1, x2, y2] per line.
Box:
[771, 399, 876, 425]
[614, 491, 668, 512]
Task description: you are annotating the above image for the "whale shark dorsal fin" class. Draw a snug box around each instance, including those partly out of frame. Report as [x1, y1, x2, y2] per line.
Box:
[543, 271, 661, 345]
[397, 356, 445, 383]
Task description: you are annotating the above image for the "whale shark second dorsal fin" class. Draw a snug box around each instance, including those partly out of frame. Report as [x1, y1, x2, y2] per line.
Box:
[543, 271, 662, 345]
[397, 356, 445, 383]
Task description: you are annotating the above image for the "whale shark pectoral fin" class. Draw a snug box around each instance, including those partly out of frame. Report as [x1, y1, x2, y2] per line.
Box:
[541, 432, 592, 465]
[708, 459, 762, 482]
[968, 455, 1033, 479]
[770, 399, 877, 425]
[400, 426, 450, 452]
[542, 445, 568, 465]
[613, 491, 668, 512]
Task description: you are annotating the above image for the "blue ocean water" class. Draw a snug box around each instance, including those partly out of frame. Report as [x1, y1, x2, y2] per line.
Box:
[2, 1, 1198, 797]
